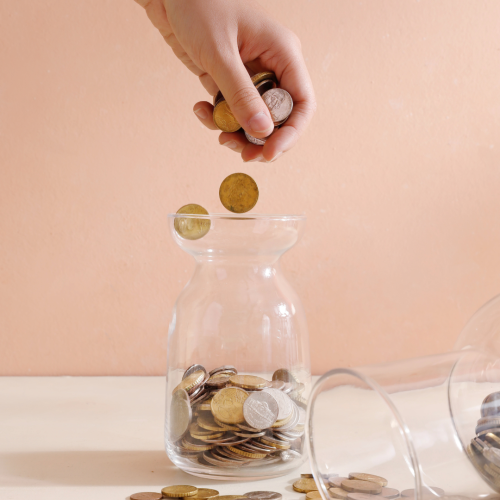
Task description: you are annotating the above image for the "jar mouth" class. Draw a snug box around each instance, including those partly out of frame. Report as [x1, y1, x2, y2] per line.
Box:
[167, 213, 306, 221]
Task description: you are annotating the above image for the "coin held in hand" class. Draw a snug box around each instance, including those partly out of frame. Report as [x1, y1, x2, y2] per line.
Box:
[219, 173, 259, 213]
[262, 88, 293, 125]
[213, 100, 241, 132]
[174, 204, 211, 240]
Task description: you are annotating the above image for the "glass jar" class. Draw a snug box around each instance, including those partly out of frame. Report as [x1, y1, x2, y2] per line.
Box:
[306, 349, 500, 499]
[164, 213, 311, 480]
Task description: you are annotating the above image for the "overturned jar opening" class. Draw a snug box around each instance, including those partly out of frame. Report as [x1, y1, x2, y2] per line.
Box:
[168, 213, 306, 258]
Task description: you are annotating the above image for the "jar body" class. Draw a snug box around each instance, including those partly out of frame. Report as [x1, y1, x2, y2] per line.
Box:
[307, 349, 500, 498]
[165, 214, 311, 480]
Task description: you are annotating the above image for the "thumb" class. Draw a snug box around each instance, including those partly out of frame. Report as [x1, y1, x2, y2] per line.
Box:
[212, 59, 274, 138]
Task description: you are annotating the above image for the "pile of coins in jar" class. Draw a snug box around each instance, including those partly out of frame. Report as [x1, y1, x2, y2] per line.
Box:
[294, 473, 447, 500]
[169, 364, 306, 468]
[212, 71, 293, 144]
[466, 390, 500, 488]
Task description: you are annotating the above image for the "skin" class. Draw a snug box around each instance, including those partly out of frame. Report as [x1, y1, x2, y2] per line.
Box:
[134, 0, 316, 162]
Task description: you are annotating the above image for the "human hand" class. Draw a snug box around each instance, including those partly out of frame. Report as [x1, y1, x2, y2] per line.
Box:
[134, 0, 316, 162]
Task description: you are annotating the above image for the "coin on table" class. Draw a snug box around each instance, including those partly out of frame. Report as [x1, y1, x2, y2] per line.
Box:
[341, 480, 382, 495]
[379, 488, 401, 499]
[213, 100, 241, 132]
[130, 493, 162, 500]
[262, 387, 293, 420]
[301, 473, 314, 478]
[330, 488, 349, 500]
[347, 494, 379, 500]
[211, 386, 249, 424]
[348, 473, 388, 487]
[244, 491, 282, 500]
[293, 478, 318, 493]
[219, 173, 259, 214]
[170, 388, 192, 442]
[245, 130, 270, 146]
[173, 370, 205, 394]
[174, 204, 211, 241]
[305, 492, 322, 500]
[230, 374, 269, 390]
[216, 496, 248, 500]
[192, 488, 220, 499]
[482, 392, 500, 417]
[262, 88, 293, 124]
[161, 486, 199, 498]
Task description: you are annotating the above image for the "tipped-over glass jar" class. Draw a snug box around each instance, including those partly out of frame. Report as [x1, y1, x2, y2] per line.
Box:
[165, 213, 311, 480]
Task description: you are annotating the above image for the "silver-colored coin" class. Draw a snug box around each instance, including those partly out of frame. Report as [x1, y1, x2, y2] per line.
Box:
[478, 427, 500, 438]
[268, 379, 285, 390]
[238, 423, 263, 432]
[274, 402, 300, 431]
[244, 391, 279, 429]
[484, 445, 500, 467]
[262, 387, 293, 420]
[240, 442, 274, 454]
[169, 388, 192, 442]
[401, 488, 444, 498]
[275, 429, 303, 439]
[281, 382, 294, 393]
[482, 392, 500, 418]
[379, 488, 400, 499]
[477, 419, 500, 435]
[244, 492, 282, 500]
[244, 130, 271, 146]
[183, 364, 207, 380]
[262, 88, 293, 124]
[279, 449, 301, 461]
[347, 494, 379, 500]
[330, 477, 349, 488]
[209, 365, 237, 376]
[234, 430, 266, 438]
[190, 391, 211, 406]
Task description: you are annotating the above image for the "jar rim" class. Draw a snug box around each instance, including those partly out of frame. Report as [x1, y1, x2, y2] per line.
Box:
[167, 213, 306, 221]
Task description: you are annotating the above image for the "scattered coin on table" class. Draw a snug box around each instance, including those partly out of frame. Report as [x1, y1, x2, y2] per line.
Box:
[130, 493, 162, 500]
[244, 491, 282, 500]
[293, 478, 318, 493]
[161, 485, 199, 498]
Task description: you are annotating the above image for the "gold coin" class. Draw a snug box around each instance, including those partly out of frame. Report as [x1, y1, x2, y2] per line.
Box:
[293, 478, 318, 493]
[348, 473, 388, 487]
[181, 438, 216, 451]
[229, 374, 268, 390]
[211, 386, 249, 424]
[197, 414, 224, 432]
[271, 412, 293, 428]
[161, 486, 198, 498]
[341, 480, 382, 495]
[213, 100, 241, 132]
[192, 489, 220, 499]
[197, 399, 213, 411]
[173, 370, 205, 394]
[302, 473, 314, 478]
[329, 489, 348, 500]
[251, 71, 278, 86]
[174, 204, 211, 241]
[228, 446, 267, 459]
[306, 492, 322, 500]
[131, 493, 162, 500]
[213, 416, 240, 431]
[219, 173, 259, 214]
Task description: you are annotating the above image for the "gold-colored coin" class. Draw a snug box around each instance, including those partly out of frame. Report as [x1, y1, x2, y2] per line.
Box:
[302, 473, 314, 478]
[174, 204, 211, 241]
[131, 493, 162, 500]
[173, 370, 205, 394]
[260, 436, 290, 450]
[197, 414, 224, 432]
[251, 71, 278, 86]
[181, 438, 216, 451]
[228, 446, 267, 459]
[348, 473, 388, 487]
[161, 486, 198, 498]
[197, 399, 213, 411]
[306, 492, 322, 500]
[213, 100, 241, 132]
[271, 412, 293, 428]
[341, 480, 382, 495]
[211, 386, 249, 424]
[293, 478, 318, 493]
[192, 489, 220, 499]
[329, 489, 348, 500]
[219, 173, 259, 214]
[213, 416, 240, 431]
[229, 374, 268, 390]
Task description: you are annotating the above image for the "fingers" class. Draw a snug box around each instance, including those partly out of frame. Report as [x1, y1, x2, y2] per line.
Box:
[211, 56, 274, 139]
[193, 101, 218, 130]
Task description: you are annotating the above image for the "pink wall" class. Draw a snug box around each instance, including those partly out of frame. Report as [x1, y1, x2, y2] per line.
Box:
[1, 0, 500, 375]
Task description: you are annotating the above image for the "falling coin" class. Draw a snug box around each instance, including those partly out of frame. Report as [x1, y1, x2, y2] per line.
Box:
[213, 100, 241, 132]
[174, 204, 211, 241]
[219, 173, 259, 214]
[262, 88, 293, 124]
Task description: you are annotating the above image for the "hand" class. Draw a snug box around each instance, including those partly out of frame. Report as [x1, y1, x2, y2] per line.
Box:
[134, 0, 316, 162]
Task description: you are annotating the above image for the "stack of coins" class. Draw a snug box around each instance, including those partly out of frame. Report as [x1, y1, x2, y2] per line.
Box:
[466, 391, 500, 488]
[292, 473, 403, 500]
[130, 487, 284, 500]
[213, 71, 293, 145]
[169, 364, 307, 468]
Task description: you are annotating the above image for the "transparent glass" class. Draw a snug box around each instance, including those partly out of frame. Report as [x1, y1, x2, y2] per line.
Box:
[164, 213, 311, 480]
[307, 349, 500, 499]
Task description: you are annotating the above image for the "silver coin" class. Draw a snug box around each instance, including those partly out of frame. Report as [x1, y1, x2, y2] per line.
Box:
[262, 88, 293, 124]
[275, 429, 303, 439]
[209, 365, 237, 376]
[281, 382, 294, 394]
[262, 387, 293, 420]
[330, 477, 349, 488]
[268, 380, 285, 390]
[477, 420, 500, 435]
[484, 446, 500, 467]
[379, 488, 400, 499]
[401, 488, 444, 498]
[244, 391, 279, 429]
[279, 449, 301, 461]
[246, 439, 276, 451]
[238, 423, 263, 432]
[169, 388, 192, 442]
[274, 402, 300, 431]
[234, 430, 266, 438]
[244, 131, 270, 146]
[482, 392, 500, 418]
[183, 364, 207, 380]
[478, 427, 500, 438]
[240, 442, 274, 454]
[244, 492, 282, 500]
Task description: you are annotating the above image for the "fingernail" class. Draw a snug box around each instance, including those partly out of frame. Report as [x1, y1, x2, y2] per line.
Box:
[269, 151, 283, 162]
[244, 155, 264, 163]
[247, 112, 274, 134]
[222, 141, 238, 150]
[194, 108, 208, 120]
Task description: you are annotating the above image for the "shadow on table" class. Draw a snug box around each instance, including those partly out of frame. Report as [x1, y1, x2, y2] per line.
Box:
[0, 450, 210, 486]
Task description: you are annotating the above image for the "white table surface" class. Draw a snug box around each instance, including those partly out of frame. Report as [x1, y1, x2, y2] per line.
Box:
[0, 377, 313, 500]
